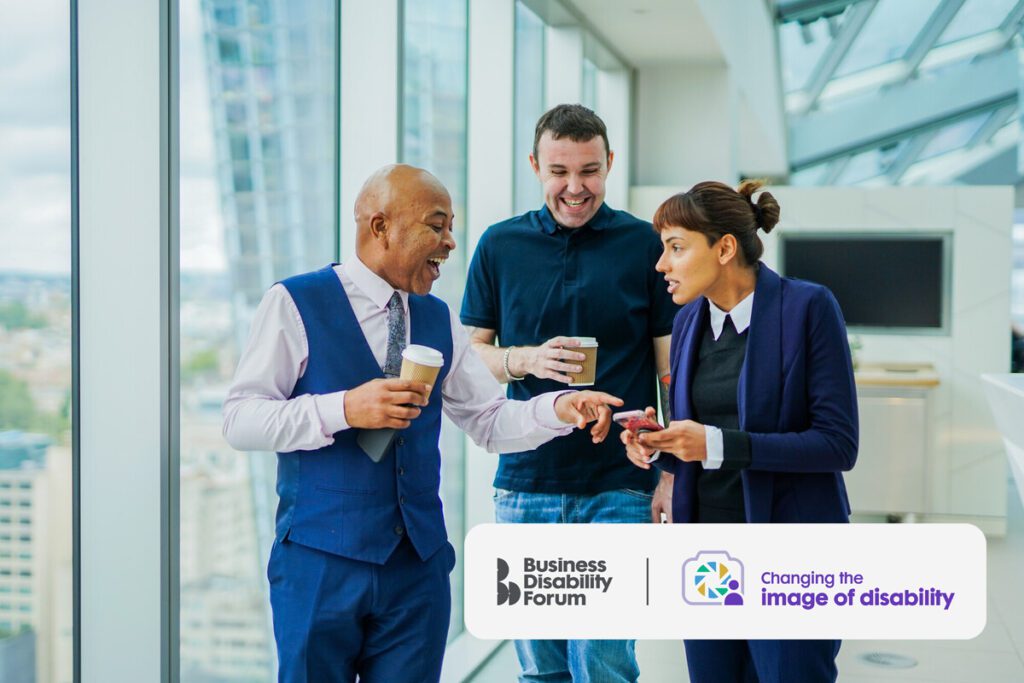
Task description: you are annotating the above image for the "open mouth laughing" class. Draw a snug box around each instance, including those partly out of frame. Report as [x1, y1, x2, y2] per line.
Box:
[560, 195, 591, 213]
[427, 255, 447, 279]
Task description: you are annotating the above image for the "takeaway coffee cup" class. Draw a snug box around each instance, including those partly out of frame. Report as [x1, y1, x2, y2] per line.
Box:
[357, 344, 444, 464]
[565, 337, 598, 386]
[400, 344, 444, 398]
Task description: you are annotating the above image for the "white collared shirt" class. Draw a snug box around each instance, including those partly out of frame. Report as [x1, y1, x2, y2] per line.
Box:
[703, 290, 754, 469]
[222, 258, 572, 454]
[708, 290, 754, 340]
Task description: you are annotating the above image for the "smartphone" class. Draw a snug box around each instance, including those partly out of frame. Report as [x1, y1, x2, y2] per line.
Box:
[612, 410, 664, 434]
[613, 410, 663, 465]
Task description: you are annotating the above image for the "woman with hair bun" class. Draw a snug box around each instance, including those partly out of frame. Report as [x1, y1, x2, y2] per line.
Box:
[621, 180, 858, 683]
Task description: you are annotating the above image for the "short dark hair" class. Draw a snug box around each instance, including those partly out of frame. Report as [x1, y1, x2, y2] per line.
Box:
[533, 104, 610, 161]
[653, 180, 781, 267]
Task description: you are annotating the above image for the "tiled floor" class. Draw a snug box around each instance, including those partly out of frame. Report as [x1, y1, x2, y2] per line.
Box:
[471, 481, 1024, 682]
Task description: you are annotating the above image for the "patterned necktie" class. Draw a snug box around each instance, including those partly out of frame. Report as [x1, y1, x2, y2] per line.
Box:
[383, 292, 406, 377]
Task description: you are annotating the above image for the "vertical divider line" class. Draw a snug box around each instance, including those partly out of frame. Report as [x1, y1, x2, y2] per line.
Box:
[646, 557, 650, 606]
[334, 0, 342, 262]
[70, 0, 81, 680]
[164, 0, 181, 681]
[396, 0, 405, 161]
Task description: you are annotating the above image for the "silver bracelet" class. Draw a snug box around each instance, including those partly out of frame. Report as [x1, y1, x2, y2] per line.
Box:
[503, 346, 525, 382]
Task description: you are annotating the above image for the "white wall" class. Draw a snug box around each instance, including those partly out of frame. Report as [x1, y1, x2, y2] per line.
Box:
[696, 0, 787, 176]
[632, 64, 732, 189]
[626, 0, 787, 202]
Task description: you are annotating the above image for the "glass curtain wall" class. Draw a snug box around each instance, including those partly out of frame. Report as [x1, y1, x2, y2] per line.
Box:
[399, 0, 469, 641]
[0, 2, 74, 682]
[513, 0, 545, 215]
[1015, 217, 1024, 373]
[179, 0, 338, 680]
[581, 57, 597, 111]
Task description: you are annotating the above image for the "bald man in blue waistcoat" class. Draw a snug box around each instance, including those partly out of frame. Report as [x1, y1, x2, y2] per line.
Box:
[223, 164, 622, 683]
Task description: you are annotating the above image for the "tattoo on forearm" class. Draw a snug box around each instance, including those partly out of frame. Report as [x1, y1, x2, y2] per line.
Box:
[658, 377, 671, 426]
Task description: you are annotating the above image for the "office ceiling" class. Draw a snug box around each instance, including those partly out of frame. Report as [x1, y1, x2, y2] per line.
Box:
[563, 0, 725, 66]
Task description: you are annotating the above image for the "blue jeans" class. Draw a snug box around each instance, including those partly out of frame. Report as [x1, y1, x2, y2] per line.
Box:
[493, 489, 651, 683]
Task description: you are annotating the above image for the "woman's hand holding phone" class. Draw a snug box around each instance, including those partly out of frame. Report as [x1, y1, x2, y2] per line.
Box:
[616, 406, 661, 469]
[638, 419, 707, 463]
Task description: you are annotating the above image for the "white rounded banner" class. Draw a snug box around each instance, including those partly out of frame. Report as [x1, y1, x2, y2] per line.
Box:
[464, 523, 986, 640]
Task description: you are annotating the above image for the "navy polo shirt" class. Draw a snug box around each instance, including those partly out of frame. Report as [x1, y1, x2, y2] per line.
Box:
[460, 202, 679, 494]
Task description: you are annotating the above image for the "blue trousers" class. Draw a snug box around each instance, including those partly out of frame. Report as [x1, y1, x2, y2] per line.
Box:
[684, 638, 840, 683]
[268, 535, 455, 683]
[494, 488, 651, 683]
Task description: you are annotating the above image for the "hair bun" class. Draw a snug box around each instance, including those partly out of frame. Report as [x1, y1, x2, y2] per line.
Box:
[738, 179, 780, 233]
[755, 192, 780, 234]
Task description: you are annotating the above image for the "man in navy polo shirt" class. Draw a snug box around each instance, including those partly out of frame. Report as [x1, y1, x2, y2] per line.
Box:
[460, 105, 678, 682]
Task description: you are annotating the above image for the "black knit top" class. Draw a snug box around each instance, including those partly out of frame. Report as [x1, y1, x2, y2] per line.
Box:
[692, 316, 752, 523]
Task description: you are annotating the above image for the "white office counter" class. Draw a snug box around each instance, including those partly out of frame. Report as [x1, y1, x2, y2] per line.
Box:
[982, 373, 1024, 510]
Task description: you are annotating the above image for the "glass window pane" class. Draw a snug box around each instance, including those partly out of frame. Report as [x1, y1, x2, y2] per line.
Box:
[582, 57, 597, 110]
[180, 0, 338, 680]
[1013, 221, 1024, 333]
[835, 148, 889, 184]
[401, 0, 468, 642]
[0, 1, 74, 681]
[514, 0, 545, 215]
[917, 113, 989, 161]
[939, 0, 1017, 45]
[835, 0, 941, 78]
[777, 18, 833, 92]
[788, 163, 830, 186]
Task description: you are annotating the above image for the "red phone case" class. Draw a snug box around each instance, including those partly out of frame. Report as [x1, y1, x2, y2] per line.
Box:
[625, 416, 663, 433]
[613, 411, 663, 433]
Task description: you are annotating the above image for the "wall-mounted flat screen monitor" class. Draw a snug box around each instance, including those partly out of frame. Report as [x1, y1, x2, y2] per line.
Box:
[778, 233, 950, 332]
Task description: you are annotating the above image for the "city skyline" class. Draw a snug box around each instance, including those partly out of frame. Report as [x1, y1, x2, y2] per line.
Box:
[0, 0, 229, 276]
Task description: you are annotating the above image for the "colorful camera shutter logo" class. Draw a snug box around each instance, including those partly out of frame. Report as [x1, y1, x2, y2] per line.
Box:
[682, 551, 745, 606]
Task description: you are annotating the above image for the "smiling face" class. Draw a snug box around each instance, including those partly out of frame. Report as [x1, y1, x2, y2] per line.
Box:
[379, 182, 455, 296]
[356, 166, 456, 296]
[530, 132, 613, 229]
[655, 225, 726, 306]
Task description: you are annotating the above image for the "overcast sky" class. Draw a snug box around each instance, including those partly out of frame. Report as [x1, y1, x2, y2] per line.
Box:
[0, 0, 226, 274]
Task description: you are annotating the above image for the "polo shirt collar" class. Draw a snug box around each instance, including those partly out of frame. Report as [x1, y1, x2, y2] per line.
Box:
[538, 201, 614, 235]
[341, 256, 409, 312]
[708, 290, 754, 341]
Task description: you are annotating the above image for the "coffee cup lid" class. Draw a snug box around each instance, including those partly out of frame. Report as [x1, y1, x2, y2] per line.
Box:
[402, 344, 444, 367]
[569, 336, 598, 347]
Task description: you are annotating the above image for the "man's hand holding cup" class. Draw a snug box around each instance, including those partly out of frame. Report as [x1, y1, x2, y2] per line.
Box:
[510, 336, 593, 384]
[344, 378, 431, 430]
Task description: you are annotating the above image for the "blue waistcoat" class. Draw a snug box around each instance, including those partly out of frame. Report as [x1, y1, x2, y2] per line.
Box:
[274, 265, 453, 564]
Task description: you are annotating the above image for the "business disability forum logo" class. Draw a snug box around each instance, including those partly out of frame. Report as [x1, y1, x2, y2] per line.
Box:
[497, 557, 613, 606]
[496, 558, 521, 605]
[683, 550, 745, 606]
